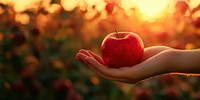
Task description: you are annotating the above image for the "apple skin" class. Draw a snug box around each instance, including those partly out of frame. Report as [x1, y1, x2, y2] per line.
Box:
[101, 32, 144, 68]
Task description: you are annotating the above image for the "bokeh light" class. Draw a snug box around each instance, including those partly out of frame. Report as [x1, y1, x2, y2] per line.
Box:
[46, 3, 61, 13]
[15, 13, 30, 25]
[190, 0, 200, 8]
[12, 0, 40, 12]
[61, 0, 79, 11]
[0, 0, 200, 100]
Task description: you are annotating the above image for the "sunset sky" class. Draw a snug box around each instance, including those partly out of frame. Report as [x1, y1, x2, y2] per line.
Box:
[0, 0, 200, 21]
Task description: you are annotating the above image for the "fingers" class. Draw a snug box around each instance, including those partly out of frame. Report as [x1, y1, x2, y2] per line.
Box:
[76, 49, 130, 82]
[84, 57, 133, 83]
[76, 49, 142, 84]
[85, 57, 124, 77]
[76, 53, 109, 78]
[77, 51, 123, 77]
[79, 49, 105, 65]
[79, 49, 93, 57]
[88, 50, 105, 65]
[76, 48, 171, 84]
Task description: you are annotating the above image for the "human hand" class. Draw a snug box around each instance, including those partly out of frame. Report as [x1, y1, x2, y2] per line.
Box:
[76, 46, 175, 84]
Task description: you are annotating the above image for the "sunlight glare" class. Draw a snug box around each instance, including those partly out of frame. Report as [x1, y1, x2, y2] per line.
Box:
[84, 0, 96, 7]
[190, 0, 200, 9]
[136, 0, 168, 20]
[121, 0, 136, 11]
[0, 0, 13, 5]
[94, 0, 106, 11]
[188, 0, 200, 18]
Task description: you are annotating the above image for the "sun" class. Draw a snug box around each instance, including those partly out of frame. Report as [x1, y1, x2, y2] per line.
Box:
[136, 0, 168, 21]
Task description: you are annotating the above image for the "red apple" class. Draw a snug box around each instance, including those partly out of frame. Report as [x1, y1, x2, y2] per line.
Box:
[101, 30, 144, 68]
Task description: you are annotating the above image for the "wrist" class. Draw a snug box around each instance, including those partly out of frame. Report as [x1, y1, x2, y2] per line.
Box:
[161, 49, 179, 73]
[170, 49, 200, 74]
[141, 49, 178, 78]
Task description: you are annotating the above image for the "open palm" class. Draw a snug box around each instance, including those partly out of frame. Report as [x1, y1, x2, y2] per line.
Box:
[76, 46, 174, 84]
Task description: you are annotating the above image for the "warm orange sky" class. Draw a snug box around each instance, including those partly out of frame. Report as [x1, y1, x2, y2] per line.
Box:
[0, 0, 199, 21]
[0, 0, 199, 11]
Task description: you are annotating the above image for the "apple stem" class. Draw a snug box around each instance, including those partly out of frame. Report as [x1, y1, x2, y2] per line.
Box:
[115, 29, 120, 38]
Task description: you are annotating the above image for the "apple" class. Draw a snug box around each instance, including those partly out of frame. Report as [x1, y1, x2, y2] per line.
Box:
[101, 30, 144, 68]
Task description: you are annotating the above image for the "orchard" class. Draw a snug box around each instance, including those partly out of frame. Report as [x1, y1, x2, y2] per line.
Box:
[0, 0, 200, 100]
